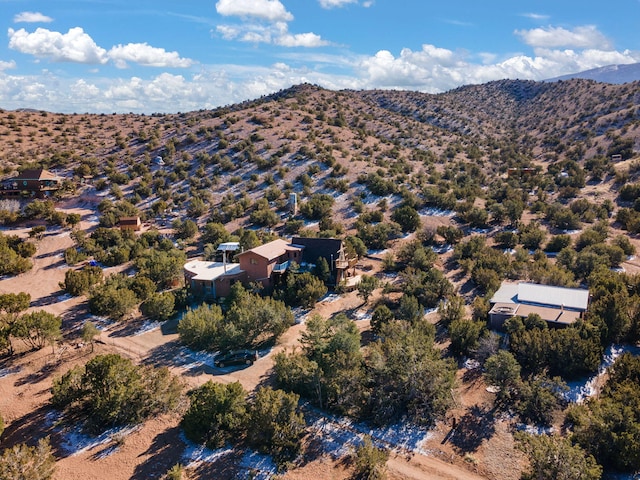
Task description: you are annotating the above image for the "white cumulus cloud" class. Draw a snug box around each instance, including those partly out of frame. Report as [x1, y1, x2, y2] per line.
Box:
[7, 27, 193, 69]
[216, 22, 328, 48]
[8, 27, 109, 64]
[13, 12, 53, 23]
[0, 60, 17, 71]
[216, 0, 293, 22]
[108, 43, 194, 69]
[276, 32, 329, 47]
[515, 25, 613, 50]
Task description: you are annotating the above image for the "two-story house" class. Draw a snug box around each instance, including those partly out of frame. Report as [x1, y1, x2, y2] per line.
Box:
[237, 238, 304, 289]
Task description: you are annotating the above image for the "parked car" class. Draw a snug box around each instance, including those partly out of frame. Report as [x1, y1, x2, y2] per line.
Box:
[214, 349, 259, 368]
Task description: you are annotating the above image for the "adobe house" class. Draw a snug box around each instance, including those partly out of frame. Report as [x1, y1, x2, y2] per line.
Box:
[237, 238, 304, 289]
[184, 243, 247, 300]
[291, 236, 357, 284]
[118, 216, 142, 231]
[0, 168, 63, 198]
[489, 281, 589, 330]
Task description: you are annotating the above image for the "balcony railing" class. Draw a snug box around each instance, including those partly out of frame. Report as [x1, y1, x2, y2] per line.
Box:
[273, 260, 290, 273]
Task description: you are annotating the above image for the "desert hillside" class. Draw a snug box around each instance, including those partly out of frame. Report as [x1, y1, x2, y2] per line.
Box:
[1, 79, 640, 480]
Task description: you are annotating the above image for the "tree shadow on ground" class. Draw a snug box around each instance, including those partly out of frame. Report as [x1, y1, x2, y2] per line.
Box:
[31, 291, 66, 307]
[1, 404, 57, 450]
[449, 404, 496, 454]
[13, 358, 64, 386]
[462, 366, 483, 383]
[131, 425, 185, 480]
[107, 319, 147, 337]
[60, 300, 90, 334]
[189, 450, 241, 480]
[142, 339, 184, 368]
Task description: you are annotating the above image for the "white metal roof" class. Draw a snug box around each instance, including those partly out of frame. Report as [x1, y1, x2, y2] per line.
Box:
[517, 282, 589, 310]
[217, 242, 240, 251]
[490, 282, 589, 311]
[184, 261, 242, 281]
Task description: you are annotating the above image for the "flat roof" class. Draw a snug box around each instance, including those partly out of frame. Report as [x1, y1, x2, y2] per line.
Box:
[490, 282, 589, 311]
[218, 242, 240, 251]
[518, 282, 589, 311]
[184, 261, 242, 281]
[489, 302, 582, 325]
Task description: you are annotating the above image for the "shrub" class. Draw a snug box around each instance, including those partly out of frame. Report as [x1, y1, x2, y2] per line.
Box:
[51, 354, 182, 432]
[140, 292, 175, 321]
[0, 437, 56, 480]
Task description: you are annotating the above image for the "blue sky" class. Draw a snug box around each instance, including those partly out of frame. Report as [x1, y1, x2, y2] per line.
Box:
[0, 0, 639, 113]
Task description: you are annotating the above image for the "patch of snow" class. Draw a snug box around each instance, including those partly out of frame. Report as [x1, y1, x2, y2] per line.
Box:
[419, 207, 456, 217]
[303, 220, 319, 228]
[383, 272, 398, 279]
[181, 434, 233, 465]
[238, 450, 278, 480]
[0, 366, 21, 378]
[134, 320, 162, 336]
[367, 249, 388, 256]
[57, 294, 73, 302]
[503, 248, 516, 255]
[175, 348, 219, 371]
[431, 244, 453, 254]
[306, 408, 433, 458]
[320, 293, 341, 303]
[612, 266, 626, 273]
[628, 255, 636, 261]
[89, 316, 115, 331]
[564, 344, 640, 403]
[423, 307, 438, 316]
[292, 307, 311, 324]
[469, 227, 493, 234]
[53, 417, 139, 457]
[353, 310, 372, 321]
[463, 359, 481, 370]
[561, 229, 582, 235]
[516, 423, 554, 435]
[56, 231, 71, 238]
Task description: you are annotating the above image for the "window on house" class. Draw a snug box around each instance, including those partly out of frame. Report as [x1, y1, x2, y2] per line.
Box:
[250, 258, 258, 265]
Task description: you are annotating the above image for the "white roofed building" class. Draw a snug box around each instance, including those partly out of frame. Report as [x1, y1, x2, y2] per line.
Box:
[183, 242, 246, 300]
[489, 282, 589, 329]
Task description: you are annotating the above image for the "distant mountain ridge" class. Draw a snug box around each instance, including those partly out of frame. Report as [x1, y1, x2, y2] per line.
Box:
[547, 63, 640, 84]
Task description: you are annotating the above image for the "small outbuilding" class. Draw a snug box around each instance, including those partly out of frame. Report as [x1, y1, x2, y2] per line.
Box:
[118, 216, 142, 231]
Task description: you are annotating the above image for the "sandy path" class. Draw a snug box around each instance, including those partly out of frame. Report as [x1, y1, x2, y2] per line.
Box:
[387, 453, 488, 480]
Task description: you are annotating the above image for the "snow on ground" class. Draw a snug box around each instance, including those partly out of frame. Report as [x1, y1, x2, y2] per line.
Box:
[306, 407, 433, 458]
[181, 435, 233, 465]
[564, 344, 640, 403]
[46, 410, 139, 457]
[174, 348, 218, 371]
[181, 434, 277, 480]
[0, 366, 21, 378]
[319, 293, 341, 303]
[352, 310, 372, 321]
[56, 293, 73, 302]
[419, 207, 456, 217]
[292, 307, 312, 324]
[367, 249, 388, 256]
[423, 307, 438, 316]
[89, 315, 115, 330]
[133, 320, 162, 336]
[431, 244, 453, 254]
[515, 423, 554, 435]
[238, 450, 278, 479]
